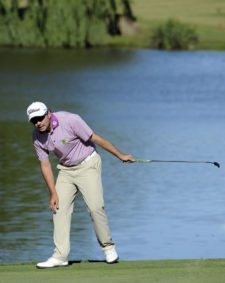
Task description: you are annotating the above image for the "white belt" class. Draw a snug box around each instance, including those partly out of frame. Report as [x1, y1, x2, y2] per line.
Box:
[59, 151, 97, 168]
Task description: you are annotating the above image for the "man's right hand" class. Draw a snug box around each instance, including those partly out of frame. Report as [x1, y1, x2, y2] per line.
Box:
[39, 159, 59, 213]
[49, 192, 59, 213]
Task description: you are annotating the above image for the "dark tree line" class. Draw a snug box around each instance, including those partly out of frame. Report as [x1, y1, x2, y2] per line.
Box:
[0, 0, 135, 48]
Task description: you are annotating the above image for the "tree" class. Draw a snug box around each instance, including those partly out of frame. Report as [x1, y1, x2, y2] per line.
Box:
[0, 0, 135, 48]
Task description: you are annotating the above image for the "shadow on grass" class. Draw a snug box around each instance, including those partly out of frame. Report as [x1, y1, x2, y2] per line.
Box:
[68, 259, 119, 266]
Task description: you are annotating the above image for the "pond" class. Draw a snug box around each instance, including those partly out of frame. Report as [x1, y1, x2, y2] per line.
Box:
[1, 47, 225, 263]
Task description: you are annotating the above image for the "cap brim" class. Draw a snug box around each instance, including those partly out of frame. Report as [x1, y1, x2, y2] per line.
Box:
[28, 111, 47, 121]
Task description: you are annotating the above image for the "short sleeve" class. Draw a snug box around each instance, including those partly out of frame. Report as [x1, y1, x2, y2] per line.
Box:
[32, 132, 49, 161]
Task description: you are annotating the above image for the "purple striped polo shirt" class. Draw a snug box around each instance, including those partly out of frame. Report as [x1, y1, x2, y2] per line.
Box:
[32, 111, 96, 166]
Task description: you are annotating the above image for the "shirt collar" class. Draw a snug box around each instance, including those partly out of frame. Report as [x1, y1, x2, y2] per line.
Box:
[51, 113, 59, 130]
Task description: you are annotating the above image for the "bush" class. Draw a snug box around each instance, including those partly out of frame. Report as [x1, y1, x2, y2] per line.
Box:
[151, 18, 198, 50]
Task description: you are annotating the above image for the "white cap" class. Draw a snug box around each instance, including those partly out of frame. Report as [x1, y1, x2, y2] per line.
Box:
[27, 102, 48, 121]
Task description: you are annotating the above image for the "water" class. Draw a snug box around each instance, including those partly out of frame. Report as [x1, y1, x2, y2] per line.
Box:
[1, 48, 225, 263]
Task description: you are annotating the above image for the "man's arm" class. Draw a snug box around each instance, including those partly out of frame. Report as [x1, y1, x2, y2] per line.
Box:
[40, 159, 59, 213]
[90, 132, 134, 162]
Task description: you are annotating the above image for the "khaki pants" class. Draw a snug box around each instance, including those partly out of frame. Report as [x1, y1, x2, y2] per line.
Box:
[52, 152, 114, 261]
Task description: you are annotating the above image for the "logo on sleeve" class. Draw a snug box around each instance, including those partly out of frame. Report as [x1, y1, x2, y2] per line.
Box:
[61, 139, 68, 144]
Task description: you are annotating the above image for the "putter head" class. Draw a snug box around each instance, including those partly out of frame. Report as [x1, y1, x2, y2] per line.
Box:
[214, 162, 220, 168]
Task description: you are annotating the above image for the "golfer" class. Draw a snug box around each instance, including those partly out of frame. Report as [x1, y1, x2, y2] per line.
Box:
[27, 102, 134, 269]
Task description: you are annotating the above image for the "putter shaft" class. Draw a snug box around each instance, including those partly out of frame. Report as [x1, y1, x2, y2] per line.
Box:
[135, 159, 220, 168]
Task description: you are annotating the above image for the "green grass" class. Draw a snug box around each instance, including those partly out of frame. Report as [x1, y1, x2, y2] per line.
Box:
[107, 0, 225, 50]
[1, 259, 225, 283]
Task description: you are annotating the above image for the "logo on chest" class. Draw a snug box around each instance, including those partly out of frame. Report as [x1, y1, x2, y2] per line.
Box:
[61, 139, 68, 144]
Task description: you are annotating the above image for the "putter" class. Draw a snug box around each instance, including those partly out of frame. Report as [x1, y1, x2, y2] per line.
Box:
[134, 159, 220, 168]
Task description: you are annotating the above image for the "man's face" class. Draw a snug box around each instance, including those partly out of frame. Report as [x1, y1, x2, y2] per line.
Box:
[31, 112, 51, 132]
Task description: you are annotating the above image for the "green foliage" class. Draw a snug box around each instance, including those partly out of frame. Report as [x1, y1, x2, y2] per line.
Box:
[0, 0, 44, 47]
[0, 0, 135, 48]
[151, 18, 199, 50]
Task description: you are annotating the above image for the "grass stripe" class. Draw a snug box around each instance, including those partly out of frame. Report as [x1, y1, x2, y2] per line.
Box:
[1, 259, 225, 283]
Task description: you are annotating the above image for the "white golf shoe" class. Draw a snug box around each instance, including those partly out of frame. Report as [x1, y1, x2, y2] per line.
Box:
[104, 246, 119, 264]
[36, 257, 69, 269]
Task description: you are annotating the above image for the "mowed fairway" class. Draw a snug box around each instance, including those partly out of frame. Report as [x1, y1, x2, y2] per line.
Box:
[111, 0, 225, 49]
[1, 259, 225, 283]
[133, 0, 225, 25]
